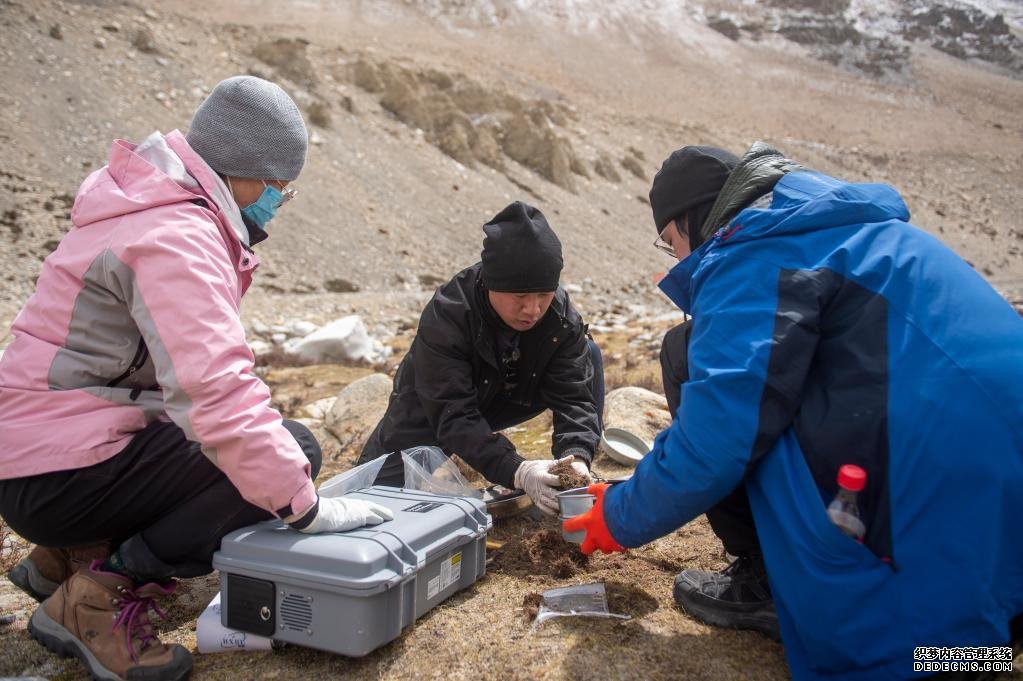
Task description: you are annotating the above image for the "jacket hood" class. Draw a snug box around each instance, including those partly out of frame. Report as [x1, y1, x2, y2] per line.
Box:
[71, 130, 249, 246]
[659, 149, 911, 313]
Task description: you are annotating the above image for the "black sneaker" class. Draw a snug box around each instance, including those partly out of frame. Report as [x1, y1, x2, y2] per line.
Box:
[673, 554, 781, 641]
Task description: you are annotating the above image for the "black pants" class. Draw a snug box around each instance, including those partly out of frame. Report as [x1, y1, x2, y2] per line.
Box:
[359, 339, 606, 487]
[660, 320, 761, 557]
[0, 420, 320, 582]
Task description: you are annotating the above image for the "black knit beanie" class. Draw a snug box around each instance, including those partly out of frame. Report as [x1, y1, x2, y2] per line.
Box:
[481, 201, 563, 293]
[649, 146, 739, 247]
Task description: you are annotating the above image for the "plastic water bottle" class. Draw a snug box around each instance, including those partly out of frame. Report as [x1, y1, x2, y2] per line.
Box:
[827, 464, 867, 541]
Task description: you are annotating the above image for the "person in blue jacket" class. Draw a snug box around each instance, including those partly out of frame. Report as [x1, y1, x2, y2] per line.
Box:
[565, 142, 1023, 681]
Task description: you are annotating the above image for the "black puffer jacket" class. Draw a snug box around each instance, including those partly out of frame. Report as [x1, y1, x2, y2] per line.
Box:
[362, 263, 601, 488]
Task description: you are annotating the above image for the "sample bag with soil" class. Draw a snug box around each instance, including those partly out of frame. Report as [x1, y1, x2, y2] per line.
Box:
[401, 446, 483, 499]
[533, 582, 630, 625]
[317, 446, 482, 499]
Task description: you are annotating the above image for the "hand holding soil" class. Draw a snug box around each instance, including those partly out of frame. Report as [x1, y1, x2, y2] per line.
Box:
[550, 457, 591, 489]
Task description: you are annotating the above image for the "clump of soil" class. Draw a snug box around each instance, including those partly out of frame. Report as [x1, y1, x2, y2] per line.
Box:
[491, 529, 588, 578]
[550, 458, 589, 490]
[522, 592, 543, 622]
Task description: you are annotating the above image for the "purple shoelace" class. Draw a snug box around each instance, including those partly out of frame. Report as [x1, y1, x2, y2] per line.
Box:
[110, 586, 169, 662]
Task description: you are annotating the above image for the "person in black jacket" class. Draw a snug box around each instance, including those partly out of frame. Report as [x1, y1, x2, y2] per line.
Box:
[358, 201, 604, 514]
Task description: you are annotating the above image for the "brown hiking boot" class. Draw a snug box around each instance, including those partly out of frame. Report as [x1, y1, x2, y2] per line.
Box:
[28, 561, 192, 681]
[8, 541, 112, 602]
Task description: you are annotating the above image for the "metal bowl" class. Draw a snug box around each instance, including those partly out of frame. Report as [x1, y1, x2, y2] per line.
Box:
[600, 427, 652, 466]
[482, 484, 532, 520]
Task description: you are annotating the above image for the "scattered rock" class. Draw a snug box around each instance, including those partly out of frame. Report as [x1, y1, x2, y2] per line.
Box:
[324, 278, 360, 293]
[621, 155, 646, 180]
[299, 396, 337, 420]
[307, 100, 332, 129]
[288, 320, 319, 337]
[603, 387, 672, 446]
[131, 26, 159, 54]
[324, 373, 392, 458]
[418, 273, 446, 288]
[593, 153, 622, 183]
[248, 339, 273, 358]
[569, 155, 590, 178]
[708, 16, 741, 41]
[252, 37, 315, 87]
[49, 24, 63, 40]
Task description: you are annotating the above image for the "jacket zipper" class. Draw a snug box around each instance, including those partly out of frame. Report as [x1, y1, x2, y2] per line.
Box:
[107, 338, 149, 388]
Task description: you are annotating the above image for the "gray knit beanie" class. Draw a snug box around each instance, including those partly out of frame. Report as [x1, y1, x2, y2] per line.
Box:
[186, 76, 308, 181]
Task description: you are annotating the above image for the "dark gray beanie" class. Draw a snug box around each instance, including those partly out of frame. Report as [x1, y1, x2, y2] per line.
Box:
[481, 202, 563, 293]
[186, 76, 308, 181]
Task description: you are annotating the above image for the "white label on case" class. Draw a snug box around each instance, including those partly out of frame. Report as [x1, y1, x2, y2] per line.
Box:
[428, 552, 463, 600]
[427, 575, 440, 600]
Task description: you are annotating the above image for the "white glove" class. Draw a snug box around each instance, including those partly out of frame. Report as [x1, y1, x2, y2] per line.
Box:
[514, 459, 561, 516]
[295, 496, 394, 534]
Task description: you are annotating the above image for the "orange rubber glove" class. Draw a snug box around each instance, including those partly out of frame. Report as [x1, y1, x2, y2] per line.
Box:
[562, 483, 626, 555]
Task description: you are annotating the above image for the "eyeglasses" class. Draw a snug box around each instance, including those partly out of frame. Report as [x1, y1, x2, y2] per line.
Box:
[276, 186, 298, 208]
[265, 181, 297, 209]
[653, 231, 675, 257]
[653, 219, 685, 257]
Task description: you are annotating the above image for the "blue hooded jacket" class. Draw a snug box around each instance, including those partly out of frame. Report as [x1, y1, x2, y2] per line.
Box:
[603, 167, 1023, 680]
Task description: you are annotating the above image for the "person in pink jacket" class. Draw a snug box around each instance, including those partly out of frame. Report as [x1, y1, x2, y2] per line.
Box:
[0, 76, 392, 681]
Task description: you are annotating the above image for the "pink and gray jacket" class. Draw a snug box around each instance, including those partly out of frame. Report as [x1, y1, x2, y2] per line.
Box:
[0, 130, 317, 520]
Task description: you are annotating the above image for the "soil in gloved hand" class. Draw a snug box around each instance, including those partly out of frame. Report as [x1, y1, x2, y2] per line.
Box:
[549, 458, 589, 490]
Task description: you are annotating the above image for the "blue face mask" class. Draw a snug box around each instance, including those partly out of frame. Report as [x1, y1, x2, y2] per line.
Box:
[240, 183, 283, 231]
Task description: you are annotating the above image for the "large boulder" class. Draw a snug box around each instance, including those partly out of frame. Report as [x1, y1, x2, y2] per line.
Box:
[324, 373, 393, 463]
[603, 386, 672, 447]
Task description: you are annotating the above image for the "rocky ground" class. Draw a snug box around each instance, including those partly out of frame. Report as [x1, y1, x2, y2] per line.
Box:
[1, 0, 1022, 678]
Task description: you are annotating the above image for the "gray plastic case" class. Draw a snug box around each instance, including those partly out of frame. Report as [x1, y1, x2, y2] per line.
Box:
[212, 487, 491, 656]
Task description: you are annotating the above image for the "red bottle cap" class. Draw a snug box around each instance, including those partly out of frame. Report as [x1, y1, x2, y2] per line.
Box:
[837, 464, 867, 492]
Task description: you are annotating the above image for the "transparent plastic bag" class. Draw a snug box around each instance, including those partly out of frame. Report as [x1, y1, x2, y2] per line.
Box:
[317, 456, 387, 498]
[401, 446, 483, 499]
[318, 447, 482, 499]
[534, 582, 630, 625]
